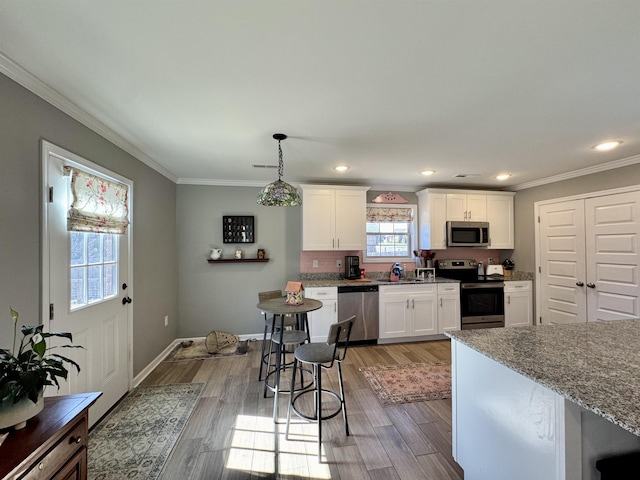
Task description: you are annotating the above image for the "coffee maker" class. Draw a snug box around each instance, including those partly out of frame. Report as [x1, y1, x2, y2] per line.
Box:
[345, 255, 360, 279]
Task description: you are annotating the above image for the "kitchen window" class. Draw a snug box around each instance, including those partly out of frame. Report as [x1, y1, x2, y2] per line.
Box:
[364, 204, 416, 263]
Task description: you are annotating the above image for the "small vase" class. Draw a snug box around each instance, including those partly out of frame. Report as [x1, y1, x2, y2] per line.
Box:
[0, 391, 44, 430]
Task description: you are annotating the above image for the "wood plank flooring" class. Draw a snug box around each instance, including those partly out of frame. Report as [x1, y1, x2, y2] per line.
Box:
[140, 339, 464, 479]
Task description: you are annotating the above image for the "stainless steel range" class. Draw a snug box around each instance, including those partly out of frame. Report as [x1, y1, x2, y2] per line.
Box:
[436, 259, 505, 330]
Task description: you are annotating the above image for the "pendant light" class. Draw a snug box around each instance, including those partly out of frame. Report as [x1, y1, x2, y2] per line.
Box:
[257, 133, 302, 206]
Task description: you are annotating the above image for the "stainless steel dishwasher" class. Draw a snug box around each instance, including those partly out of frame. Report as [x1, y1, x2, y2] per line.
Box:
[337, 284, 379, 343]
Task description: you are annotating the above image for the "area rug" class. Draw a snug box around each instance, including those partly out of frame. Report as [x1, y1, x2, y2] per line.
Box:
[163, 338, 249, 361]
[359, 361, 451, 406]
[88, 383, 204, 480]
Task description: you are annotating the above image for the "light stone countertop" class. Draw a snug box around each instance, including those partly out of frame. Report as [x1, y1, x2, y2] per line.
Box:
[446, 320, 640, 437]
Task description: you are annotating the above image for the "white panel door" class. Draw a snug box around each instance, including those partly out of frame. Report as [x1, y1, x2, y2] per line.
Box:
[45, 146, 130, 427]
[585, 191, 640, 321]
[538, 200, 586, 324]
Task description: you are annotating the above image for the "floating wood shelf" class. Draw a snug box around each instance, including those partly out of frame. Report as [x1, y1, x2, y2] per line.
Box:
[207, 258, 269, 264]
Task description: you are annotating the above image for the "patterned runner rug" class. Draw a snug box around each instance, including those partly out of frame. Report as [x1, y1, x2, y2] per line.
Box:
[88, 383, 204, 480]
[360, 361, 451, 406]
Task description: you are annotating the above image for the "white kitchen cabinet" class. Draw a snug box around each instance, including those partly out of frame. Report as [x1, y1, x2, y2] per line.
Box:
[446, 193, 487, 222]
[437, 283, 460, 333]
[417, 188, 515, 250]
[299, 184, 369, 251]
[486, 193, 515, 248]
[504, 281, 532, 327]
[379, 284, 440, 340]
[304, 287, 338, 342]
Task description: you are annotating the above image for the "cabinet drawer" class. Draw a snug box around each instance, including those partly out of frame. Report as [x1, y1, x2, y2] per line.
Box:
[305, 287, 337, 300]
[504, 281, 531, 293]
[380, 284, 436, 298]
[21, 418, 87, 480]
[437, 283, 460, 295]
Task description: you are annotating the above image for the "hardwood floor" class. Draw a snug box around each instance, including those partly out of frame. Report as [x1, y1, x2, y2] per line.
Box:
[141, 339, 464, 479]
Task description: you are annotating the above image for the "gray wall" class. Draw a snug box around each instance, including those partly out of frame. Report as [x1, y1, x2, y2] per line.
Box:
[0, 73, 178, 376]
[177, 185, 302, 337]
[513, 163, 640, 273]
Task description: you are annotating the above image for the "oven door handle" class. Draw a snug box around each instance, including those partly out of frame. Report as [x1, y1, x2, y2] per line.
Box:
[461, 283, 505, 289]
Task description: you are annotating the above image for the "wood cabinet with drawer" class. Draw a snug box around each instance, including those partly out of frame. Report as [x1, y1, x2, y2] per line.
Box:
[0, 392, 101, 480]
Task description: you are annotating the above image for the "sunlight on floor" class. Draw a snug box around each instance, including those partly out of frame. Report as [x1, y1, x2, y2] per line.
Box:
[225, 414, 332, 478]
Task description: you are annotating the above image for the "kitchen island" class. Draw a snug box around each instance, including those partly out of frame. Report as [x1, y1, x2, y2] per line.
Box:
[446, 320, 640, 480]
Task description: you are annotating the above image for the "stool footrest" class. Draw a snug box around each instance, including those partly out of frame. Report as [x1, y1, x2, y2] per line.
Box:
[290, 388, 344, 422]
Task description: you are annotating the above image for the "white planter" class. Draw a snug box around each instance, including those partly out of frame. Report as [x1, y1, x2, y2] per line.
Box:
[0, 391, 44, 430]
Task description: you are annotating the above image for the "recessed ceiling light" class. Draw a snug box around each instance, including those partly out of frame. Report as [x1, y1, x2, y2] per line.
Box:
[495, 174, 511, 181]
[334, 165, 349, 172]
[421, 170, 435, 176]
[592, 140, 622, 152]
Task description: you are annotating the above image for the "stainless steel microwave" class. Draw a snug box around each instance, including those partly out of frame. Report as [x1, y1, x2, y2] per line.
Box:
[447, 221, 490, 247]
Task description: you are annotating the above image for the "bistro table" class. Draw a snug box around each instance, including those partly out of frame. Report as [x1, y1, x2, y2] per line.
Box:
[257, 296, 323, 421]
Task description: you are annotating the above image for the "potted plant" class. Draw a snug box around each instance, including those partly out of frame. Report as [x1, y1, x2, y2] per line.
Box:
[0, 307, 81, 430]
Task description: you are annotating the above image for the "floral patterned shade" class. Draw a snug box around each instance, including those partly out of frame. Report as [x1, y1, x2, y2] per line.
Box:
[366, 206, 413, 222]
[257, 180, 302, 207]
[64, 166, 130, 234]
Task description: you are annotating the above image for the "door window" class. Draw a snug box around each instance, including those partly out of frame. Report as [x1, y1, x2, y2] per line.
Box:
[70, 231, 118, 309]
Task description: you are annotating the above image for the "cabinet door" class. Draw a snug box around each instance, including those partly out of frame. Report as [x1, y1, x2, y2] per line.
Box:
[446, 194, 468, 221]
[438, 294, 460, 333]
[379, 296, 410, 338]
[466, 194, 487, 221]
[411, 294, 438, 336]
[335, 189, 367, 250]
[505, 291, 532, 327]
[417, 191, 447, 249]
[301, 188, 336, 250]
[486, 194, 514, 248]
[305, 288, 338, 342]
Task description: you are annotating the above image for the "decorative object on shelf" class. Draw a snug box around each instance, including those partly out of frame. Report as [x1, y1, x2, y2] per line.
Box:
[223, 215, 254, 243]
[285, 281, 304, 305]
[257, 133, 302, 207]
[0, 307, 82, 430]
[234, 248, 242, 259]
[372, 192, 408, 204]
[210, 247, 222, 260]
[257, 248, 266, 259]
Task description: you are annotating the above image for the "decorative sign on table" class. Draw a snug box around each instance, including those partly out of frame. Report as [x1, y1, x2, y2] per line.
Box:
[223, 215, 255, 244]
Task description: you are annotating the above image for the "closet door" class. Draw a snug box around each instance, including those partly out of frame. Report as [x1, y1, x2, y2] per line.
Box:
[538, 200, 586, 324]
[585, 191, 640, 321]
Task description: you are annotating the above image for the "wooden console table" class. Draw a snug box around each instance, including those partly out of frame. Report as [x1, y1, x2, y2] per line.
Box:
[0, 392, 101, 480]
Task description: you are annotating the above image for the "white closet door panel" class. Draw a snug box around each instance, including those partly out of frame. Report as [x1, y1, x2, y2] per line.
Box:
[539, 200, 586, 324]
[585, 191, 640, 321]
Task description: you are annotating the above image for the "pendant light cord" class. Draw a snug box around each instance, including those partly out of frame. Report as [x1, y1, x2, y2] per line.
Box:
[278, 139, 284, 181]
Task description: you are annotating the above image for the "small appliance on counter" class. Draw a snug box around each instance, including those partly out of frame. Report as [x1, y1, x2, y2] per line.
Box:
[486, 264, 504, 276]
[345, 255, 361, 280]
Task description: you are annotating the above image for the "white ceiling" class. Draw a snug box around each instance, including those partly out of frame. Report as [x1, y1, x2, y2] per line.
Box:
[2, 1, 640, 191]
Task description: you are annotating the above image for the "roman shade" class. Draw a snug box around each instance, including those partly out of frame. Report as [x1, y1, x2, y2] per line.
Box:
[366, 206, 413, 222]
[64, 166, 129, 234]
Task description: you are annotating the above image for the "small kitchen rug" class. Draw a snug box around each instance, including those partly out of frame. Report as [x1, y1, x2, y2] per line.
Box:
[88, 383, 204, 480]
[360, 361, 451, 406]
[163, 338, 249, 361]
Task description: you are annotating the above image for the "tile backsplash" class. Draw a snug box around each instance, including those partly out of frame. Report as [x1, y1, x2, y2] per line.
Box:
[300, 248, 504, 275]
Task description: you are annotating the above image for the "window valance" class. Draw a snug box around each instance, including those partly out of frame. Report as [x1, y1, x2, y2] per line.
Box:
[366, 206, 413, 222]
[64, 166, 129, 234]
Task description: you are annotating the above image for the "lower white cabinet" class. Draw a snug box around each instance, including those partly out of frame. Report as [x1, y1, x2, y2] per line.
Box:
[504, 281, 533, 327]
[438, 283, 460, 333]
[304, 287, 338, 342]
[379, 284, 438, 339]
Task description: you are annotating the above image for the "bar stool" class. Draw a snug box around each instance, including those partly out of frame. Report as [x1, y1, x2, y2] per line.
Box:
[285, 316, 355, 461]
[257, 290, 296, 382]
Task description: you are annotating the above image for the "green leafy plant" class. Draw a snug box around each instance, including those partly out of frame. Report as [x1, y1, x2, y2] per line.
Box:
[0, 307, 82, 405]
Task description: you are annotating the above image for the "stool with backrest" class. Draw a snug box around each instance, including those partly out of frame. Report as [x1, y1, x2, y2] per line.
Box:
[285, 315, 355, 461]
[257, 290, 296, 382]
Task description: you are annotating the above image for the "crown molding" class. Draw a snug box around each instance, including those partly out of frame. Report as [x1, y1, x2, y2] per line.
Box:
[177, 178, 275, 187]
[0, 51, 178, 183]
[510, 154, 640, 191]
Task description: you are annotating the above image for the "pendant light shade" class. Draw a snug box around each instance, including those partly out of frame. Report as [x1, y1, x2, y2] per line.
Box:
[257, 133, 302, 207]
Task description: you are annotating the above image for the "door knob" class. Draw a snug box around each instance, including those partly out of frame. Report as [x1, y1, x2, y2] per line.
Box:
[122, 296, 132, 305]
[576, 281, 584, 287]
[587, 283, 596, 289]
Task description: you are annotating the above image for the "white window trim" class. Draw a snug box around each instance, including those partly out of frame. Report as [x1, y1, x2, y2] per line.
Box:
[364, 203, 418, 264]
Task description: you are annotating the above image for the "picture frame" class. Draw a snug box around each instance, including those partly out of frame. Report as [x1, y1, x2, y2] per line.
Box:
[416, 267, 436, 281]
[223, 215, 254, 244]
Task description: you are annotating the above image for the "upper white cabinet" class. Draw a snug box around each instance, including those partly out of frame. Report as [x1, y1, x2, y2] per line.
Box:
[299, 185, 369, 251]
[417, 188, 515, 249]
[447, 193, 487, 222]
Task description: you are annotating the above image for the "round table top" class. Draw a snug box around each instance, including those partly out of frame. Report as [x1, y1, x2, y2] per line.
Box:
[257, 297, 323, 315]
